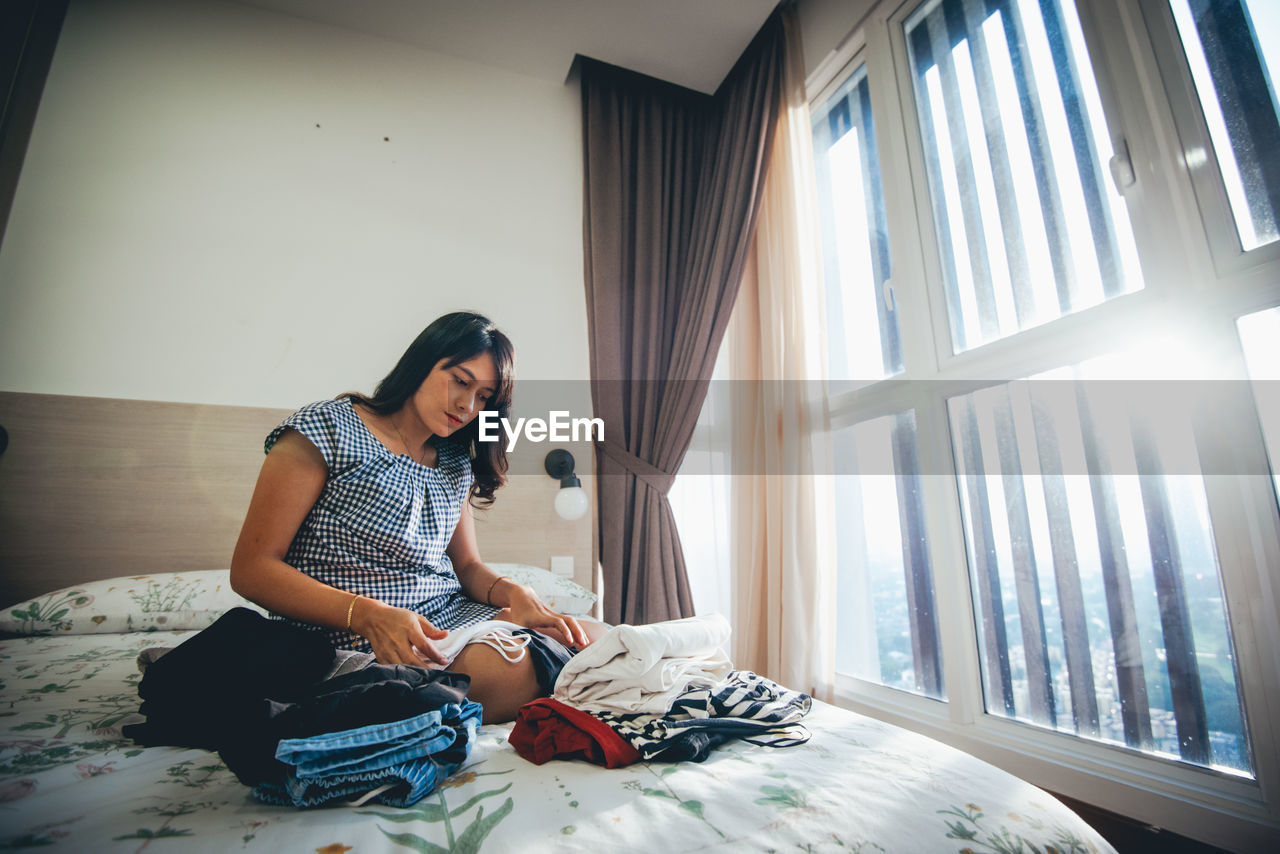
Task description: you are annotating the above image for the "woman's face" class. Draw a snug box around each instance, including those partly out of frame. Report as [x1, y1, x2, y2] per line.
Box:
[410, 351, 499, 438]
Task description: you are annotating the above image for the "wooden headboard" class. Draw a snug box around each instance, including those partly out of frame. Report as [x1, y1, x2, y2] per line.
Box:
[0, 392, 595, 606]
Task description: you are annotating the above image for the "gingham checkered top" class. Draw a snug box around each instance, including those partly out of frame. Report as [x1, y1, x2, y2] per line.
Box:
[265, 398, 500, 651]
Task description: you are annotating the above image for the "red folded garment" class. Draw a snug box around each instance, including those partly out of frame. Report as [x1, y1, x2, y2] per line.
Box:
[509, 697, 641, 768]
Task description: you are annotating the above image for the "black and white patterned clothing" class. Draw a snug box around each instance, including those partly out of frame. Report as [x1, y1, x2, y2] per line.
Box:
[265, 398, 499, 651]
[593, 670, 811, 762]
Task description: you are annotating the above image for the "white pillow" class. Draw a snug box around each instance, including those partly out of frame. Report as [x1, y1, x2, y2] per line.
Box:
[488, 562, 598, 616]
[0, 570, 265, 636]
[0, 564, 599, 635]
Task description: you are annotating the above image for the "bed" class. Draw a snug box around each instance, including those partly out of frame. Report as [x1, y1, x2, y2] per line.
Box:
[0, 393, 1116, 852]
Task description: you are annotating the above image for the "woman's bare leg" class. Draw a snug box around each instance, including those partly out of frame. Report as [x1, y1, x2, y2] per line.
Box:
[580, 618, 611, 645]
[530, 617, 611, 649]
[449, 642, 541, 724]
[449, 621, 612, 723]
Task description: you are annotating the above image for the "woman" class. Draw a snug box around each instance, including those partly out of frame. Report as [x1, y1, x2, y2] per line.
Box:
[231, 311, 594, 723]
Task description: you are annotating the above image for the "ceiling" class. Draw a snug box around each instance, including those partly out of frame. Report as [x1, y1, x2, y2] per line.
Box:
[236, 0, 779, 94]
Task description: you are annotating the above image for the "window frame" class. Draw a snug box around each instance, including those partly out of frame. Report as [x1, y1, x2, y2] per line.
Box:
[1137, 0, 1280, 276]
[807, 0, 1280, 847]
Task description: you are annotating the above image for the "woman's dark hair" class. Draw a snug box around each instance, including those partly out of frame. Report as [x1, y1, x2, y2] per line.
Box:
[345, 311, 514, 506]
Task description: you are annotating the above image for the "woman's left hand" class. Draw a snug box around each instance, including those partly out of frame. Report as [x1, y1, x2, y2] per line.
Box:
[495, 582, 591, 649]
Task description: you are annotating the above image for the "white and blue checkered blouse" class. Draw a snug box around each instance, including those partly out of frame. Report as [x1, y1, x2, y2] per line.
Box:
[265, 398, 500, 650]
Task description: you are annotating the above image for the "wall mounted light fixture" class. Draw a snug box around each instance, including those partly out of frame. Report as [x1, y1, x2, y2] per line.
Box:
[544, 448, 589, 521]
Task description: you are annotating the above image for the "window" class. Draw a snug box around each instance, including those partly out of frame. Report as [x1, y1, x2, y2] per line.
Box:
[670, 349, 733, 619]
[813, 48, 946, 699]
[812, 62, 901, 381]
[904, 0, 1142, 352]
[809, 0, 1280, 844]
[1167, 0, 1280, 252]
[950, 367, 1250, 774]
[833, 412, 944, 698]
[1144, 0, 1280, 266]
[1237, 306, 1280, 505]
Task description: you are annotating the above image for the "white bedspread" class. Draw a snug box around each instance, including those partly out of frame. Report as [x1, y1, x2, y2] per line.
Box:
[0, 631, 1117, 853]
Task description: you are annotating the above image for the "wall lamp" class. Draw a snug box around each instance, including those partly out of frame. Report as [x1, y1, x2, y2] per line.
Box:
[544, 449, 589, 521]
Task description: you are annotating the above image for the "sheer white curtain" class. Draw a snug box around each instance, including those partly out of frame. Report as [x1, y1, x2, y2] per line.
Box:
[734, 4, 837, 699]
[668, 349, 733, 620]
[671, 5, 836, 698]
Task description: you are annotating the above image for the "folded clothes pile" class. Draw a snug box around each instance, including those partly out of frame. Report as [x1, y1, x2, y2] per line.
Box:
[594, 669, 812, 762]
[123, 607, 335, 751]
[510, 615, 811, 767]
[552, 614, 735, 714]
[255, 700, 482, 808]
[125, 607, 478, 808]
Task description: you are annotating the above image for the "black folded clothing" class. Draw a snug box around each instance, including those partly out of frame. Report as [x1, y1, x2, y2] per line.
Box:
[512, 629, 574, 694]
[123, 607, 335, 750]
[120, 608, 478, 790]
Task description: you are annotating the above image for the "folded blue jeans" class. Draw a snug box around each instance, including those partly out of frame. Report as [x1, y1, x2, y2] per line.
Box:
[253, 700, 482, 808]
[254, 757, 451, 808]
[275, 705, 473, 776]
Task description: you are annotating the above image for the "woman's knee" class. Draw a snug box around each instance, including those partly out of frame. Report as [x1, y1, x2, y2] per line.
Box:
[449, 642, 541, 724]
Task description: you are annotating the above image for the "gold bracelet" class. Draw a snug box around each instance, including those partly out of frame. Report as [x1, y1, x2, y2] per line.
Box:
[345, 593, 361, 632]
[485, 575, 510, 606]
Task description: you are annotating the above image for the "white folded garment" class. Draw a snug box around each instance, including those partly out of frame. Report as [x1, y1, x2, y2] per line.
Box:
[429, 619, 529, 667]
[552, 614, 733, 714]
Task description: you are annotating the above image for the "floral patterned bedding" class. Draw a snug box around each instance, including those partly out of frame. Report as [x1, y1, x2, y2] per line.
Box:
[0, 631, 1116, 853]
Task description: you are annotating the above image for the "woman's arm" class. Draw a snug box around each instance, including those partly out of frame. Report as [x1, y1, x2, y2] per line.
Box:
[448, 501, 591, 648]
[229, 429, 449, 665]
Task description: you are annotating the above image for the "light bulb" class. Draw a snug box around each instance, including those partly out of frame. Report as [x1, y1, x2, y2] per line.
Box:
[554, 486, 589, 520]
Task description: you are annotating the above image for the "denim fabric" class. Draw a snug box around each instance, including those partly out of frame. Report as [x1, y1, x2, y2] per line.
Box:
[275, 703, 477, 776]
[253, 699, 481, 808]
[254, 758, 448, 809]
[219, 665, 471, 787]
[512, 629, 575, 695]
[286, 728, 453, 778]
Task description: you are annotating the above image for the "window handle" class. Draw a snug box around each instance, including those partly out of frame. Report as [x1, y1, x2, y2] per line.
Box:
[1109, 139, 1136, 193]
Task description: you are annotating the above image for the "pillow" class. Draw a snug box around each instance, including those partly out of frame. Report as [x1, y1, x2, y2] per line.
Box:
[488, 562, 598, 616]
[0, 570, 266, 636]
[0, 564, 598, 635]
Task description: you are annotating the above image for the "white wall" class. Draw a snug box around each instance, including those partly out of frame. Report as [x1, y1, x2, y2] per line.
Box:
[0, 0, 589, 408]
[797, 0, 877, 81]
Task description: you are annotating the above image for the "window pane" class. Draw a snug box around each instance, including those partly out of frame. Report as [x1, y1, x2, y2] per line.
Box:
[833, 412, 945, 698]
[905, 0, 1143, 352]
[948, 369, 1252, 775]
[669, 450, 731, 619]
[812, 64, 903, 381]
[671, 351, 733, 619]
[1237, 305, 1280, 505]
[1169, 0, 1280, 251]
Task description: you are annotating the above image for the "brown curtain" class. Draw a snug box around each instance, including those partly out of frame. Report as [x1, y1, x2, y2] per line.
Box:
[581, 10, 785, 625]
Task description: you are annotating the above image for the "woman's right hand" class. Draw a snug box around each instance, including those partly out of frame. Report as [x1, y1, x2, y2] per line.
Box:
[350, 597, 450, 667]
